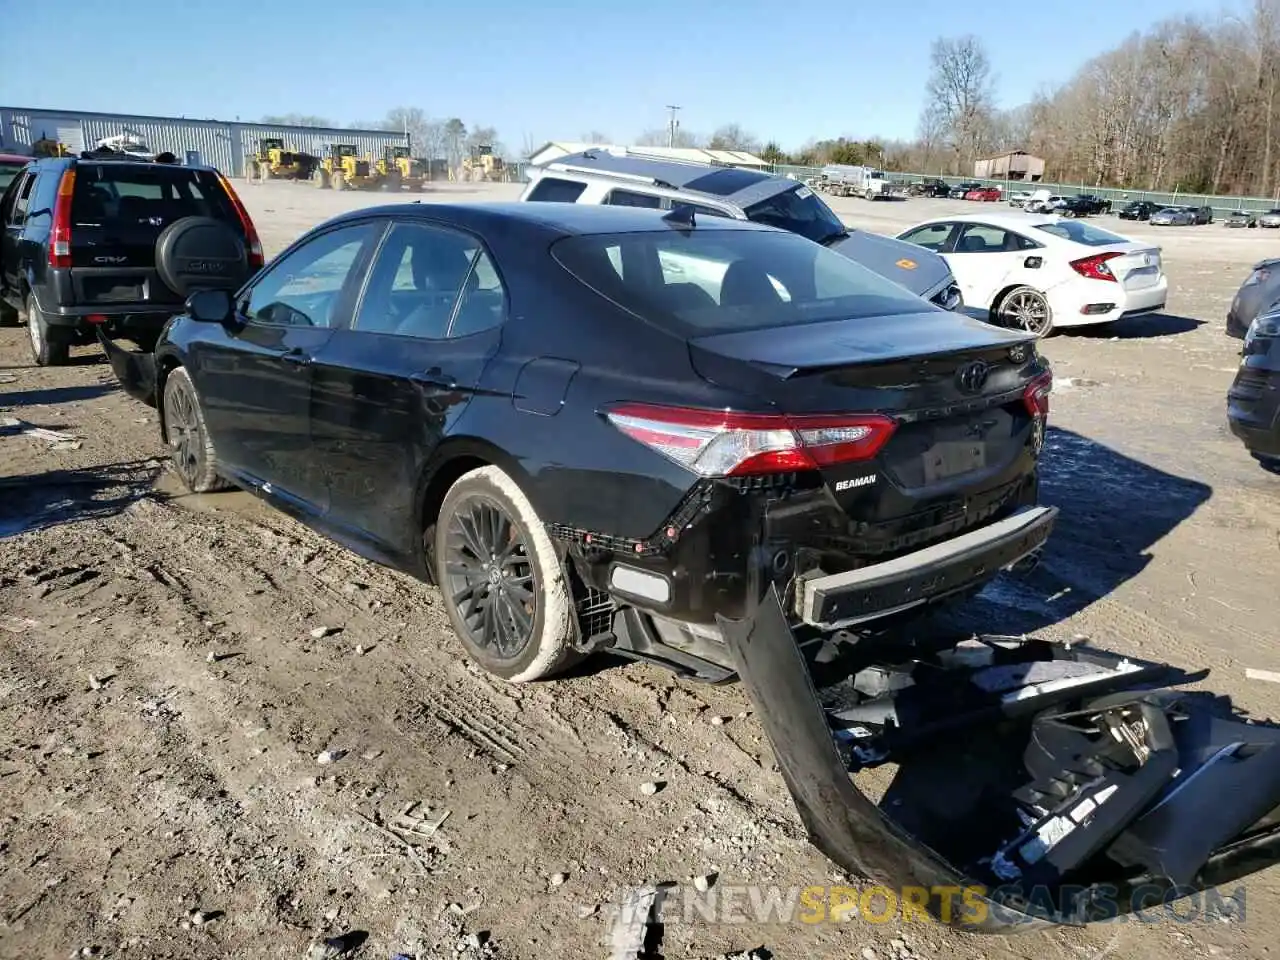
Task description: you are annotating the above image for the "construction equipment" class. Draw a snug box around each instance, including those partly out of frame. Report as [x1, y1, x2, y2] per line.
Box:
[313, 143, 381, 191]
[32, 137, 71, 158]
[376, 145, 428, 191]
[459, 144, 505, 183]
[248, 138, 319, 182]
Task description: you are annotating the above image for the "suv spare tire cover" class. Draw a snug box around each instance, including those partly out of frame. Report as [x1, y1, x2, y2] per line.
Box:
[154, 216, 250, 299]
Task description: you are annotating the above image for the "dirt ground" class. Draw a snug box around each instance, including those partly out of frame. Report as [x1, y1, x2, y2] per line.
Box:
[1, 181, 1278, 960]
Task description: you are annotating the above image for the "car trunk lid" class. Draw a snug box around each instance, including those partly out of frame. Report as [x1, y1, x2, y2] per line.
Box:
[688, 311, 1046, 530]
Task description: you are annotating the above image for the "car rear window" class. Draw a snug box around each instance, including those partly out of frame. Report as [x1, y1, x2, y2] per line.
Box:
[525, 176, 587, 203]
[71, 165, 234, 227]
[551, 228, 930, 335]
[1032, 221, 1128, 247]
[742, 185, 847, 244]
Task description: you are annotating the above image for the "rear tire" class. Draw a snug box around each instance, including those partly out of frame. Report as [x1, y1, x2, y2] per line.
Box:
[434, 465, 580, 682]
[162, 366, 228, 493]
[25, 293, 70, 366]
[996, 285, 1054, 337]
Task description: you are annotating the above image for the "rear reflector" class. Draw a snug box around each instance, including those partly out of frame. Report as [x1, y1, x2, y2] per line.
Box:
[86, 314, 108, 325]
[49, 169, 76, 269]
[1080, 303, 1116, 315]
[609, 565, 671, 603]
[604, 403, 897, 477]
[1070, 251, 1123, 283]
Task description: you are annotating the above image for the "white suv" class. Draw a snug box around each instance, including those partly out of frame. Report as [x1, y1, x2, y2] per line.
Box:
[520, 148, 962, 311]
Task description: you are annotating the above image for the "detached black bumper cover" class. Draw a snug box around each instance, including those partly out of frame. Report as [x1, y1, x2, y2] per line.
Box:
[98, 328, 158, 408]
[720, 585, 1280, 932]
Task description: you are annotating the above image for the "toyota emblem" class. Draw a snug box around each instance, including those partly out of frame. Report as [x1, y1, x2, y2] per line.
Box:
[956, 360, 991, 394]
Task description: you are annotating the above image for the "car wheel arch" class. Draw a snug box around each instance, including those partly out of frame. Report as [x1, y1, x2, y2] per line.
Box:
[990, 283, 1036, 320]
[414, 438, 544, 571]
[154, 353, 187, 443]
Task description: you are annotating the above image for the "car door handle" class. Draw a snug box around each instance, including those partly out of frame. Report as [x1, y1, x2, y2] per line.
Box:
[410, 368, 457, 390]
[279, 348, 311, 367]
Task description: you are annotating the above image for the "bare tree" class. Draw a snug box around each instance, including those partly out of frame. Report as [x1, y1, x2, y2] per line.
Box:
[636, 127, 699, 148]
[580, 130, 611, 143]
[921, 35, 997, 173]
[707, 123, 761, 153]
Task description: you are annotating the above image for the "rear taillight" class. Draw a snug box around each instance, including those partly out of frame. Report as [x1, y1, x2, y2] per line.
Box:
[1070, 251, 1123, 283]
[604, 403, 897, 477]
[217, 172, 264, 270]
[1023, 372, 1052, 419]
[48, 169, 76, 269]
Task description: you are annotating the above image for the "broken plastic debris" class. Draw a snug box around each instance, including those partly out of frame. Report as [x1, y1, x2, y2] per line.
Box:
[316, 749, 346, 765]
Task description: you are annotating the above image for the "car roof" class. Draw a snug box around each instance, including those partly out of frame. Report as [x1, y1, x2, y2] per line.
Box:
[0, 153, 30, 163]
[537, 150, 792, 205]
[325, 200, 783, 237]
[910, 212, 1065, 232]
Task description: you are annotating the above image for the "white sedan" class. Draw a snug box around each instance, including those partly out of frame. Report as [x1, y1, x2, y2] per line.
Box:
[896, 213, 1167, 336]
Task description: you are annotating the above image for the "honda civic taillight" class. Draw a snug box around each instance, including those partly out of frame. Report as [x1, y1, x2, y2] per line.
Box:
[1070, 251, 1123, 282]
[1022, 372, 1052, 418]
[604, 403, 897, 477]
[48, 169, 76, 269]
[217, 171, 265, 271]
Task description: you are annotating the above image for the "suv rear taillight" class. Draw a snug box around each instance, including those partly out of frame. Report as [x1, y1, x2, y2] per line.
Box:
[1022, 372, 1052, 419]
[1070, 251, 1123, 282]
[48, 169, 76, 269]
[216, 172, 264, 271]
[604, 403, 897, 477]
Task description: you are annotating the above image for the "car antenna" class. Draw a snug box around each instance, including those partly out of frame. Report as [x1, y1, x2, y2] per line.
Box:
[663, 203, 696, 229]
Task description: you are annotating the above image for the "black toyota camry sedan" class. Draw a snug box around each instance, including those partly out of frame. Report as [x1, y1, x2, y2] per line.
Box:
[101, 202, 1054, 684]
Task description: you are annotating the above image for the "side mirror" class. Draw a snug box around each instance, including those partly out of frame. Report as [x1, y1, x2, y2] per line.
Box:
[186, 288, 234, 324]
[1024, 256, 1043, 269]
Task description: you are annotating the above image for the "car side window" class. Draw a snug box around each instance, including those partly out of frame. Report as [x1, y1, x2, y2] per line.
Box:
[244, 222, 376, 328]
[526, 177, 587, 203]
[353, 221, 505, 340]
[953, 223, 1025, 253]
[0, 175, 20, 225]
[899, 222, 953, 252]
[606, 189, 662, 209]
[8, 174, 35, 225]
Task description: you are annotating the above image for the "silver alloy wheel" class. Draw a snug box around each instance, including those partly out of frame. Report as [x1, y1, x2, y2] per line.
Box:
[1000, 289, 1052, 336]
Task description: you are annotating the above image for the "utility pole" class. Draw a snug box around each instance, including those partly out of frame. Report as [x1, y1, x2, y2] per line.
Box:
[666, 105, 681, 148]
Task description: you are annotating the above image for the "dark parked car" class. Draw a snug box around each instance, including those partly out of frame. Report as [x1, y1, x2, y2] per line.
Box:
[1192, 204, 1215, 224]
[99, 201, 1280, 934]
[1225, 210, 1259, 228]
[949, 181, 981, 199]
[0, 152, 263, 365]
[1072, 194, 1112, 215]
[1118, 200, 1161, 221]
[1056, 196, 1097, 218]
[1227, 309, 1280, 472]
[911, 177, 951, 197]
[1227, 258, 1280, 338]
[100, 201, 1055, 686]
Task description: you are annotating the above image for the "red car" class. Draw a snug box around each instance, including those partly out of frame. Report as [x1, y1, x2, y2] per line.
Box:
[964, 186, 1002, 202]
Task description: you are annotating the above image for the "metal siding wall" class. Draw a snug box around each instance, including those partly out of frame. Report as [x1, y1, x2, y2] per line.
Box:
[77, 117, 236, 174]
[0, 108, 35, 150]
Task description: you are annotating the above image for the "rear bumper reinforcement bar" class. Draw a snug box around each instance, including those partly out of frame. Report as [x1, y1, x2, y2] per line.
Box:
[795, 504, 1057, 629]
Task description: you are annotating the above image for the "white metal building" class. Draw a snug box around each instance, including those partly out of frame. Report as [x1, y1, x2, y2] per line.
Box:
[527, 141, 769, 170]
[0, 106, 410, 178]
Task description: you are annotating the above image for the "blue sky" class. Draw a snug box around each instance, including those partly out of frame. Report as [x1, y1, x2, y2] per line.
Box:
[2, 0, 1228, 151]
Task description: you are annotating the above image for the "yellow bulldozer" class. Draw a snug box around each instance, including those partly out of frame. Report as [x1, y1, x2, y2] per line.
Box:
[376, 145, 428, 191]
[247, 138, 319, 181]
[458, 144, 505, 183]
[313, 143, 382, 191]
[32, 137, 71, 158]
